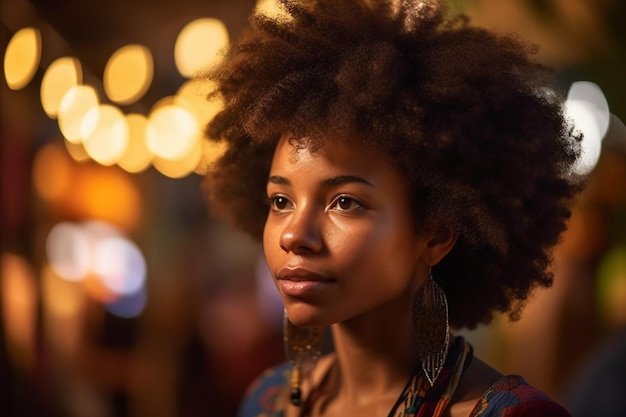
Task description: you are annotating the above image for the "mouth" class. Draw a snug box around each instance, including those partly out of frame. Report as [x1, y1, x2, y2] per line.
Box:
[277, 267, 331, 281]
[276, 267, 335, 297]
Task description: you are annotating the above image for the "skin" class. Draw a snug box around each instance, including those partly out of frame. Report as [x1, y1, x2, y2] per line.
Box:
[263, 134, 502, 417]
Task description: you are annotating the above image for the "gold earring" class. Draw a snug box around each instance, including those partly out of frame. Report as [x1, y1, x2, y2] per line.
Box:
[283, 309, 322, 406]
[412, 270, 450, 386]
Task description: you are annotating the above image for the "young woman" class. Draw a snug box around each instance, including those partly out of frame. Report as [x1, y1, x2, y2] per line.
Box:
[202, 0, 583, 415]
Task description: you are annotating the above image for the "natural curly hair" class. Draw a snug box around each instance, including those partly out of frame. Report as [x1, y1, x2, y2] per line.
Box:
[202, 0, 583, 329]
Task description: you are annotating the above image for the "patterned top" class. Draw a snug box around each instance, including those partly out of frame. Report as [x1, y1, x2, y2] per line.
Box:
[238, 339, 572, 417]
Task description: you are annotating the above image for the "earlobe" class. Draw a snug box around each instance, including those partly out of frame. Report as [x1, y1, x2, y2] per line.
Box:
[424, 225, 458, 266]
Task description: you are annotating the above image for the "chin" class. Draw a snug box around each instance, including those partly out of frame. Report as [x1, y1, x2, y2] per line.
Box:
[284, 302, 332, 328]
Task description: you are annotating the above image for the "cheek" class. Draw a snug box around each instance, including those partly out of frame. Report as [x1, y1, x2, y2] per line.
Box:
[332, 226, 417, 274]
[262, 221, 279, 268]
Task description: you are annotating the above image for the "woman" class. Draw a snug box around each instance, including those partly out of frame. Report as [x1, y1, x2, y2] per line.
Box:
[202, 0, 583, 415]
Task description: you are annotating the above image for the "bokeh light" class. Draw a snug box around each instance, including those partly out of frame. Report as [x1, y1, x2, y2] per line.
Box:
[174, 18, 229, 78]
[175, 79, 222, 127]
[58, 85, 100, 144]
[82, 104, 129, 166]
[3, 27, 42, 90]
[117, 113, 153, 173]
[255, 0, 290, 19]
[44, 221, 149, 318]
[64, 139, 91, 162]
[33, 141, 74, 203]
[1, 253, 37, 368]
[92, 236, 146, 296]
[46, 222, 92, 282]
[147, 102, 199, 160]
[40, 57, 82, 118]
[64, 167, 142, 232]
[565, 81, 610, 176]
[103, 44, 154, 105]
[152, 142, 202, 178]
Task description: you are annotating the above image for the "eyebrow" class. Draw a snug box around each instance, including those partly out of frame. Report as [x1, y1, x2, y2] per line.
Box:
[267, 175, 375, 188]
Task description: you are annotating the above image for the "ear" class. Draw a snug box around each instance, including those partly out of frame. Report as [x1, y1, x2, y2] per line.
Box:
[423, 224, 458, 266]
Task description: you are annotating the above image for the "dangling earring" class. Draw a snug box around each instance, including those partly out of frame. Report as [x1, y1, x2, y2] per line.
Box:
[412, 269, 450, 386]
[283, 309, 322, 406]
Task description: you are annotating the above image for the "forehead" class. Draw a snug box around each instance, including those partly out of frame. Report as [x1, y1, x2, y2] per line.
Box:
[270, 133, 408, 187]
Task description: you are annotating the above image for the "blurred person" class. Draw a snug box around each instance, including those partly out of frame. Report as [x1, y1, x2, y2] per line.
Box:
[202, 0, 584, 416]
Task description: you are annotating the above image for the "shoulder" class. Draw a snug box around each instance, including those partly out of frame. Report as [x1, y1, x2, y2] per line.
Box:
[238, 362, 291, 417]
[471, 375, 571, 417]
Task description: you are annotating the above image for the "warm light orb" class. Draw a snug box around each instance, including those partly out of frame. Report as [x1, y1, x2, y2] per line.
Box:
[175, 18, 229, 78]
[82, 104, 129, 166]
[103, 44, 154, 105]
[32, 141, 73, 202]
[58, 85, 99, 144]
[40, 57, 82, 118]
[565, 81, 610, 176]
[1, 253, 37, 368]
[176, 79, 223, 126]
[146, 103, 199, 160]
[117, 113, 153, 173]
[64, 140, 91, 162]
[4, 27, 42, 90]
[152, 135, 203, 178]
[255, 0, 290, 19]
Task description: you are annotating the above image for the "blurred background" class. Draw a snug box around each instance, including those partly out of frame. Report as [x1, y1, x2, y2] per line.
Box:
[1, 0, 626, 416]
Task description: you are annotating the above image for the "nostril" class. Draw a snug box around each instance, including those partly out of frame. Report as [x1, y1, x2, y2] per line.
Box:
[280, 243, 289, 253]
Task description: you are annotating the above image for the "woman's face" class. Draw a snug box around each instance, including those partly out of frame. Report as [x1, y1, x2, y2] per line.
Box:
[263, 134, 431, 327]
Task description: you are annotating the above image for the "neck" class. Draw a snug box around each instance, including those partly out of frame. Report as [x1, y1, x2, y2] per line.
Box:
[328, 297, 420, 407]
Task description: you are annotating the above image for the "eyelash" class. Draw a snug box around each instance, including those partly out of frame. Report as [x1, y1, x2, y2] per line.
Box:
[329, 194, 364, 212]
[267, 195, 292, 211]
[266, 194, 365, 212]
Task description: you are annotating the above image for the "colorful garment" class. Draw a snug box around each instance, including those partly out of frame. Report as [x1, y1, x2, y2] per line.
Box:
[238, 337, 571, 417]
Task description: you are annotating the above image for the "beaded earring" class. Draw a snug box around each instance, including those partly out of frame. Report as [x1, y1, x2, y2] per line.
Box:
[412, 271, 450, 386]
[283, 309, 323, 406]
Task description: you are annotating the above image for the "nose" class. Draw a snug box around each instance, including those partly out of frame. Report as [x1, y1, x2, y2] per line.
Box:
[279, 208, 323, 254]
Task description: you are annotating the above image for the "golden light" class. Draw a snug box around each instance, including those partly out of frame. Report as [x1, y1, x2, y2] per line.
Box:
[1, 253, 37, 368]
[255, 0, 290, 19]
[82, 104, 129, 166]
[58, 85, 100, 144]
[3, 27, 42, 90]
[146, 103, 199, 160]
[174, 18, 229, 78]
[194, 138, 228, 175]
[117, 113, 153, 173]
[103, 44, 154, 105]
[64, 139, 91, 162]
[152, 134, 203, 178]
[64, 166, 142, 232]
[40, 57, 82, 118]
[32, 141, 74, 203]
[175, 79, 223, 126]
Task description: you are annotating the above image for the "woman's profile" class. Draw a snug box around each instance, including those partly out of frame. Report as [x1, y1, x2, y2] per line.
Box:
[202, 0, 583, 416]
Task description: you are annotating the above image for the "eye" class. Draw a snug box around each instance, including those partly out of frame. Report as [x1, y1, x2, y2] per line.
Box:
[330, 195, 363, 212]
[269, 195, 293, 211]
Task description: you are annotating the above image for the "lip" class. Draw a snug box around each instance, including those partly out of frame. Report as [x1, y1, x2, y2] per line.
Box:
[277, 267, 335, 297]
